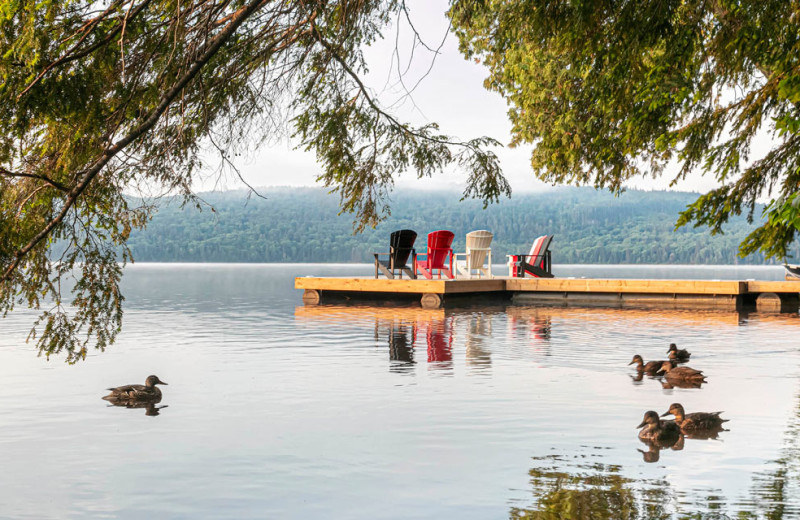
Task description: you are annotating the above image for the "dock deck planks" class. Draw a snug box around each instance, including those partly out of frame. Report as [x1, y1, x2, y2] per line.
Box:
[295, 276, 800, 310]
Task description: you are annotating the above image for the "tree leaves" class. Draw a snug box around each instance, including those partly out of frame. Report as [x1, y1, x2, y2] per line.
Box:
[450, 0, 800, 260]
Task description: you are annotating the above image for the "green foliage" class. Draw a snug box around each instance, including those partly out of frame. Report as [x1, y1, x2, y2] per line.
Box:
[0, 0, 507, 360]
[122, 187, 794, 265]
[450, 0, 800, 260]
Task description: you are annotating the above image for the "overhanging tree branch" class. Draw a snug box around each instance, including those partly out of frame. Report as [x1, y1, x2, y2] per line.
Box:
[3, 0, 271, 282]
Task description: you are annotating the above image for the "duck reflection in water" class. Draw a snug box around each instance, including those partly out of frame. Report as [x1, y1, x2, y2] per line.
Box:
[104, 399, 168, 416]
[636, 410, 683, 463]
[638, 434, 685, 463]
[660, 378, 705, 390]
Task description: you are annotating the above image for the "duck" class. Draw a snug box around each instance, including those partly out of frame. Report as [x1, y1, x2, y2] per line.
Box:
[659, 361, 706, 383]
[667, 343, 691, 362]
[661, 403, 727, 433]
[102, 375, 168, 402]
[629, 355, 673, 375]
[637, 410, 681, 444]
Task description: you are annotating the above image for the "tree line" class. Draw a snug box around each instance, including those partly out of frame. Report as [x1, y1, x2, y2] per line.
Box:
[125, 187, 798, 265]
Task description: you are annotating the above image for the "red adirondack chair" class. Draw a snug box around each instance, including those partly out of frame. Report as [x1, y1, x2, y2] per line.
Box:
[414, 230, 455, 279]
[508, 235, 554, 278]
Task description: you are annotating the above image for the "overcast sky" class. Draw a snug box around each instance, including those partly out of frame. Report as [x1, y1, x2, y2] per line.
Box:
[202, 0, 765, 197]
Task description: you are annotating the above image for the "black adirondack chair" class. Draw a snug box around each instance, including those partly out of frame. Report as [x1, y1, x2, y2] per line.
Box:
[374, 229, 418, 279]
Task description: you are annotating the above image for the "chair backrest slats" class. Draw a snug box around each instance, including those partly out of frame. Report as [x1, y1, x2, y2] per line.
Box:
[426, 230, 455, 268]
[466, 230, 493, 268]
[390, 229, 417, 267]
[528, 235, 547, 259]
[534, 235, 553, 268]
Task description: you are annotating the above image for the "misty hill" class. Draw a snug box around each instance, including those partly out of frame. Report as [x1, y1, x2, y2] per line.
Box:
[125, 187, 797, 264]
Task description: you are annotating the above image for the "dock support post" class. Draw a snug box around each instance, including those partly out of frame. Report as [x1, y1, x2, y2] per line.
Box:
[756, 292, 782, 312]
[302, 289, 321, 305]
[756, 292, 800, 312]
[420, 293, 442, 309]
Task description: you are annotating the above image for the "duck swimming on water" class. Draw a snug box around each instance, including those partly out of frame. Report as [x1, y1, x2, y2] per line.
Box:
[629, 355, 673, 375]
[659, 361, 706, 383]
[637, 410, 681, 444]
[661, 403, 728, 433]
[102, 375, 168, 403]
[667, 343, 691, 362]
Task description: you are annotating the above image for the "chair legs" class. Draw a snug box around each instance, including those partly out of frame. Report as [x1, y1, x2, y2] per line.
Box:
[417, 265, 454, 280]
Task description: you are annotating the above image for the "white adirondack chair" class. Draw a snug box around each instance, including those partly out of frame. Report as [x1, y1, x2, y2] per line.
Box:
[455, 230, 494, 279]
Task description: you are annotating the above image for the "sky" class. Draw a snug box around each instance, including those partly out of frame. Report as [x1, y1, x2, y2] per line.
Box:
[201, 0, 766, 197]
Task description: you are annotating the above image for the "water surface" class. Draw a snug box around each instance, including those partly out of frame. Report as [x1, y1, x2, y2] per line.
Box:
[0, 264, 799, 519]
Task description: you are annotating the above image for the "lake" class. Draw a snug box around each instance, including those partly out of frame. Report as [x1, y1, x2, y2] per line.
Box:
[1, 263, 799, 519]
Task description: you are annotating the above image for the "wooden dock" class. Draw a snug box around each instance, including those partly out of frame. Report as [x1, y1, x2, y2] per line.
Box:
[296, 276, 800, 311]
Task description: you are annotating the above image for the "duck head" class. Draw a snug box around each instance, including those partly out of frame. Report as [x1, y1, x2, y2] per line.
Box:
[661, 402, 685, 419]
[659, 361, 673, 373]
[628, 355, 644, 367]
[637, 410, 660, 429]
[145, 375, 168, 387]
[667, 343, 678, 354]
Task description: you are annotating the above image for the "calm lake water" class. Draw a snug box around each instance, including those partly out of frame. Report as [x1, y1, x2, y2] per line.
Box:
[1, 263, 799, 519]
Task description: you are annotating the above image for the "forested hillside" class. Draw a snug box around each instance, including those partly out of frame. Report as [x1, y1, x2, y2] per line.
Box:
[125, 187, 799, 264]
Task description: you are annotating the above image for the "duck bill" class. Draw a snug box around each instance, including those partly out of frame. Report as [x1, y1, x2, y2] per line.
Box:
[636, 420, 646, 428]
[159, 381, 168, 385]
[627, 360, 635, 365]
[660, 411, 670, 417]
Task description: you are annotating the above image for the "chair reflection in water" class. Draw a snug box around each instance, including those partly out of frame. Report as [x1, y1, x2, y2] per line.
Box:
[426, 318, 453, 364]
[508, 309, 552, 342]
[389, 324, 415, 367]
[294, 305, 456, 370]
[465, 314, 492, 368]
[383, 314, 454, 370]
